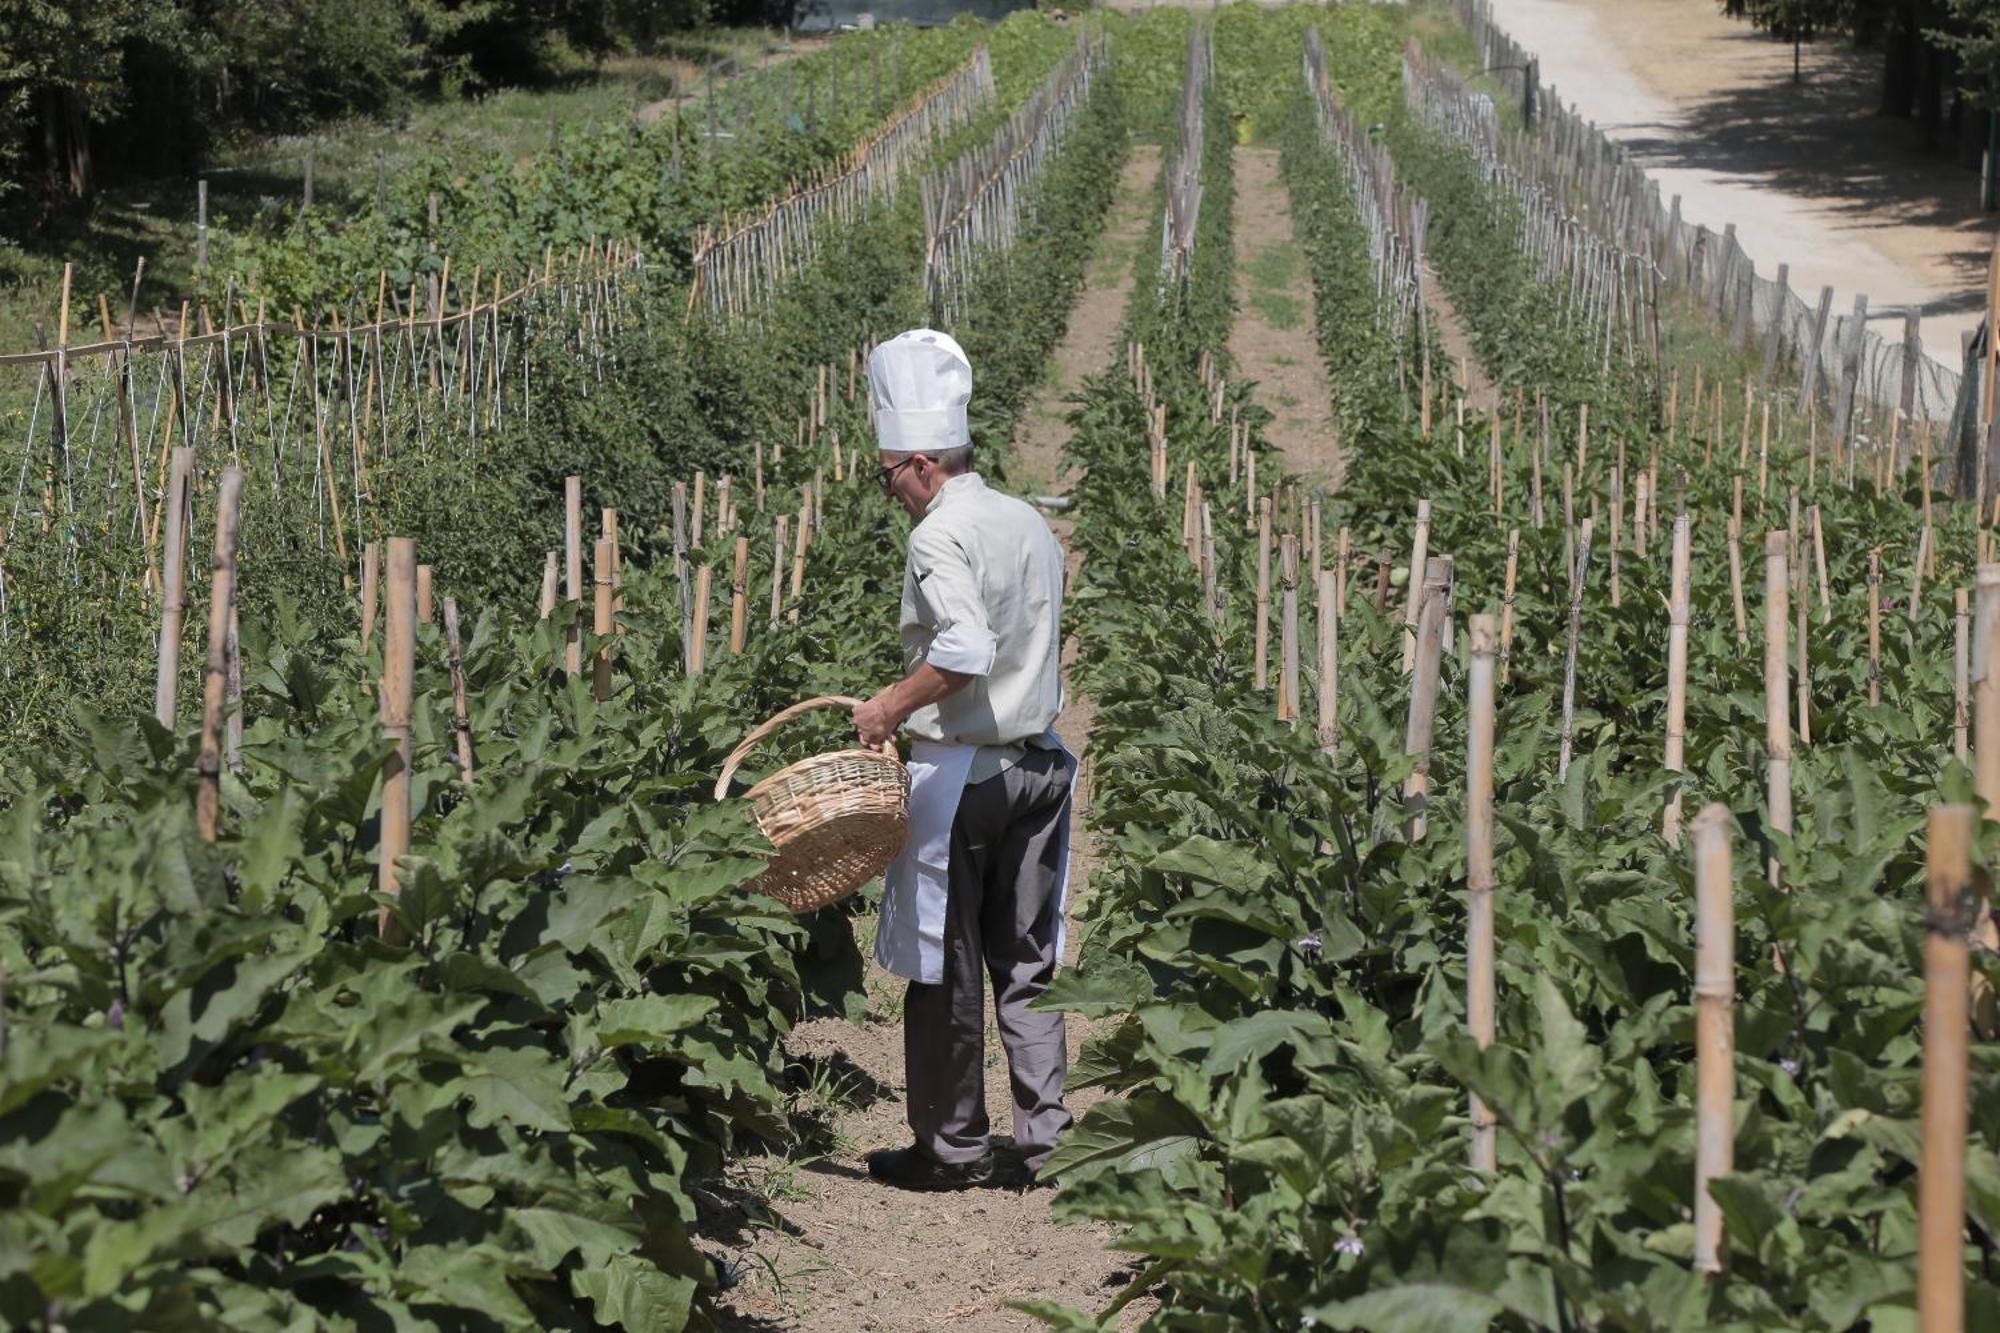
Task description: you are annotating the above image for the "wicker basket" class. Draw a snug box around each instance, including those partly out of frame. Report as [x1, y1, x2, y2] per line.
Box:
[712, 695, 911, 913]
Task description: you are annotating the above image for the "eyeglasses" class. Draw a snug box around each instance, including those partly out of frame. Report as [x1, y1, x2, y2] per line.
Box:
[875, 455, 918, 495]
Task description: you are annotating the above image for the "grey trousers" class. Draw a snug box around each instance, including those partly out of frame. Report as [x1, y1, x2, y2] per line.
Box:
[904, 748, 1074, 1169]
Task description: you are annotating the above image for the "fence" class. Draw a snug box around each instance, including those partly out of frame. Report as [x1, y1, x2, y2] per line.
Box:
[922, 33, 1107, 325]
[1306, 27, 1426, 348]
[687, 47, 995, 321]
[0, 243, 645, 654]
[1160, 26, 1214, 290]
[1448, 0, 1968, 435]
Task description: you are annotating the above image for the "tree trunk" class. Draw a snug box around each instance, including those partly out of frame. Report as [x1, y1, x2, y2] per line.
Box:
[1882, 0, 1918, 119]
[40, 87, 93, 200]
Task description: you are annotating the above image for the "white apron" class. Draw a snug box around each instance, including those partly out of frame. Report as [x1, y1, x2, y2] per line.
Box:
[874, 737, 1073, 984]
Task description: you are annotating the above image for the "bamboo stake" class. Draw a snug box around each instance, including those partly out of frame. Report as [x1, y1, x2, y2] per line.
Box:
[443, 597, 474, 784]
[1692, 802, 1736, 1276]
[1665, 515, 1692, 845]
[1316, 568, 1339, 753]
[416, 565, 434, 625]
[195, 468, 246, 843]
[1917, 803, 1974, 1333]
[564, 476, 583, 677]
[1956, 588, 1971, 764]
[1401, 500, 1432, 673]
[1499, 529, 1520, 684]
[1558, 518, 1596, 783]
[730, 535, 750, 655]
[539, 551, 559, 620]
[1811, 505, 1831, 622]
[361, 542, 381, 653]
[594, 538, 615, 702]
[1279, 535, 1300, 724]
[1975, 565, 2000, 804]
[1912, 525, 1934, 623]
[1403, 556, 1452, 841]
[1466, 613, 1498, 1173]
[1796, 544, 1812, 748]
[377, 538, 416, 941]
[1765, 533, 1792, 887]
[691, 565, 712, 674]
[1870, 551, 1885, 706]
[1255, 499, 1272, 690]
[152, 448, 195, 729]
[771, 515, 789, 626]
[1728, 516, 1749, 647]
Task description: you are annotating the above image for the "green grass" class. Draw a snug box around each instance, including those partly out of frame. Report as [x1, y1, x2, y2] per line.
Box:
[1246, 238, 1304, 331]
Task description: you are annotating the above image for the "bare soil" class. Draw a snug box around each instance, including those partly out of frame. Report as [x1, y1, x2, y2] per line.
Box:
[1489, 0, 1993, 350]
[1424, 274, 1501, 414]
[1228, 146, 1342, 488]
[709, 143, 1165, 1333]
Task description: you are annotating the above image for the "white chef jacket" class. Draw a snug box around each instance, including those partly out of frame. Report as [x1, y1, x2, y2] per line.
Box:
[876, 473, 1071, 983]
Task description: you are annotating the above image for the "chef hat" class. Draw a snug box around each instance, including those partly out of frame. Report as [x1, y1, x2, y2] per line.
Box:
[867, 328, 972, 455]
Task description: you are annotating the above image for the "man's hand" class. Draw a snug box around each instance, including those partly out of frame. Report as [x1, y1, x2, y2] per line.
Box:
[853, 692, 902, 749]
[853, 663, 975, 749]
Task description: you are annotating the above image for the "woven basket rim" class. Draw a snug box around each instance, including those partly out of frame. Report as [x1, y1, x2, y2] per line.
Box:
[740, 747, 909, 803]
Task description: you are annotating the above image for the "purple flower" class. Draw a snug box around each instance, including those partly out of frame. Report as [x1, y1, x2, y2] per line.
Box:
[1335, 1235, 1365, 1257]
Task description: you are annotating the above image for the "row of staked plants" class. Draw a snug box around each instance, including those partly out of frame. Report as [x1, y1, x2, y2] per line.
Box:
[1028, 5, 1998, 1331]
[0, 13, 1090, 756]
[0, 16, 1132, 1331]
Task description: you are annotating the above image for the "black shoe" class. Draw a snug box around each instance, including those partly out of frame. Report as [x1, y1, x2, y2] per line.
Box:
[865, 1145, 997, 1192]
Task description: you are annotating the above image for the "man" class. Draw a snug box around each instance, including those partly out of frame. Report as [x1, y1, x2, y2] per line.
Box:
[852, 328, 1075, 1192]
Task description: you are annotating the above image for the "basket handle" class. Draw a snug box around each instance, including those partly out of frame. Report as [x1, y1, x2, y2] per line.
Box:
[713, 695, 896, 801]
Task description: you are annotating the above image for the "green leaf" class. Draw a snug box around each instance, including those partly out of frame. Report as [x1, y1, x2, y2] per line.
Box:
[455, 1047, 572, 1133]
[1305, 1284, 1505, 1332]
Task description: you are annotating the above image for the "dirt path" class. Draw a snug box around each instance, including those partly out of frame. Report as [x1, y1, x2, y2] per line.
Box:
[1228, 146, 1342, 489]
[710, 143, 1164, 1333]
[1013, 145, 1165, 499]
[1423, 272, 1501, 414]
[1486, 0, 1990, 352]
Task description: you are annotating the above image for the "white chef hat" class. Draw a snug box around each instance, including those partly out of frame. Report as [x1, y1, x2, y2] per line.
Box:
[867, 328, 972, 455]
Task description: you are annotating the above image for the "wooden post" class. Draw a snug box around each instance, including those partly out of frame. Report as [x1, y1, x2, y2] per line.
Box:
[691, 565, 713, 674]
[539, 551, 559, 620]
[771, 515, 789, 626]
[564, 476, 583, 677]
[1403, 556, 1452, 841]
[1871, 551, 1886, 706]
[361, 542, 381, 653]
[443, 597, 474, 784]
[377, 538, 416, 941]
[1499, 530, 1520, 684]
[1957, 588, 1972, 764]
[1255, 499, 1272, 690]
[195, 469, 246, 842]
[1665, 515, 1692, 845]
[1811, 505, 1831, 622]
[1279, 536, 1300, 724]
[1558, 518, 1596, 783]
[1975, 565, 2000, 805]
[594, 538, 615, 702]
[1316, 568, 1339, 753]
[1466, 613, 1498, 1174]
[416, 565, 434, 625]
[1728, 515, 1750, 647]
[153, 448, 195, 728]
[1401, 500, 1433, 673]
[1765, 533, 1792, 887]
[730, 535, 750, 655]
[1796, 533, 1813, 748]
[1692, 803, 1736, 1276]
[1917, 803, 1974, 1333]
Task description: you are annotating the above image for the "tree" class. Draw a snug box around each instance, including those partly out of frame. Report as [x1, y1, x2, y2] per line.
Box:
[1722, 0, 1827, 81]
[0, 0, 160, 201]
